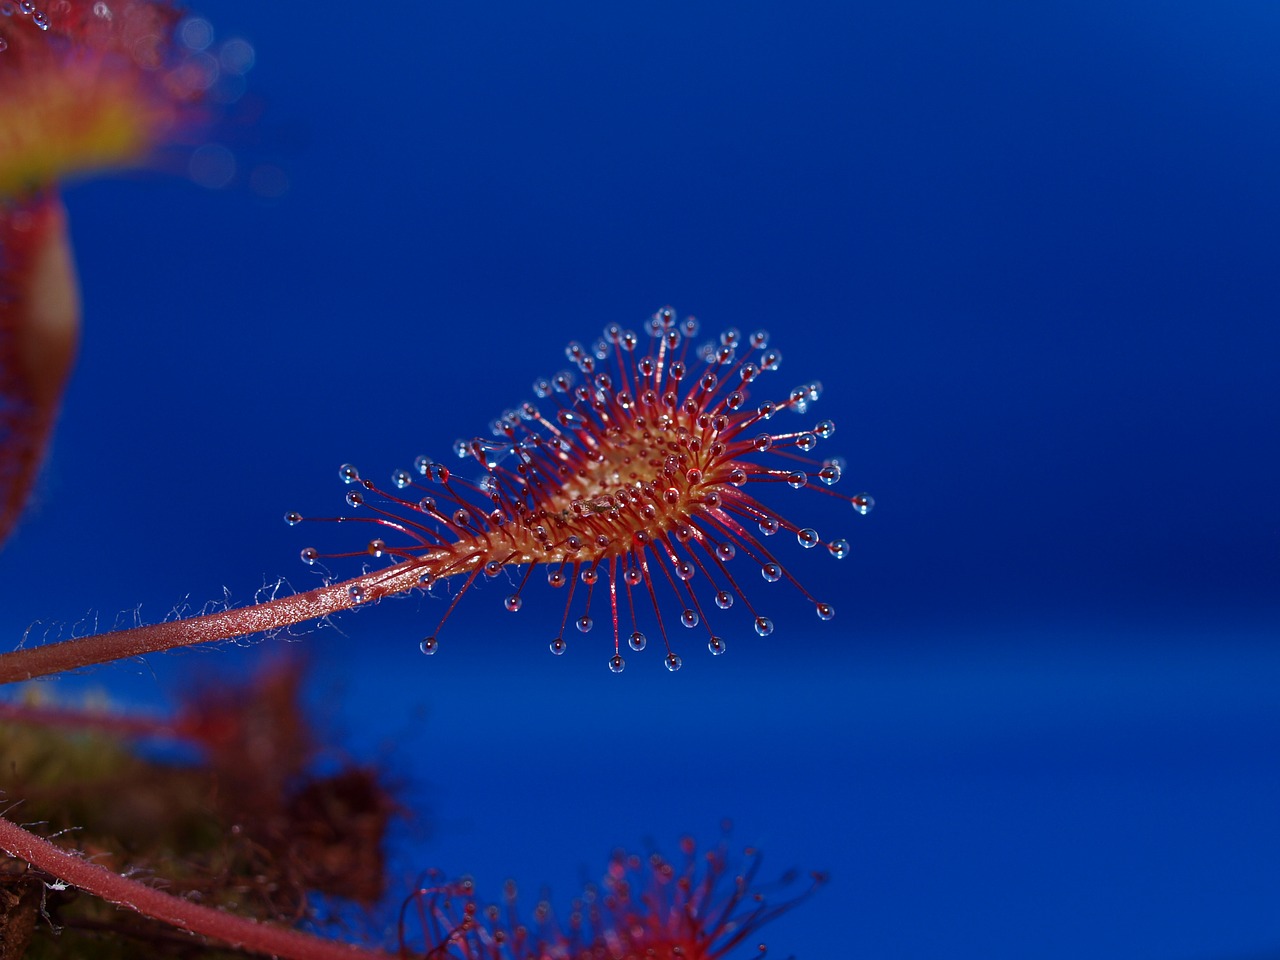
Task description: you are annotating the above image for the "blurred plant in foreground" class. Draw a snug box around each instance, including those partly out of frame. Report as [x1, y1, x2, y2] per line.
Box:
[0, 0, 214, 543]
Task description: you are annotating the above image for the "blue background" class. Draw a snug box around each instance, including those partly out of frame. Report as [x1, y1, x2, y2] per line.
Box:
[3, 1, 1280, 956]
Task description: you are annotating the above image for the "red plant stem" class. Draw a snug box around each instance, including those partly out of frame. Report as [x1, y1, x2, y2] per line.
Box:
[0, 561, 430, 686]
[0, 700, 176, 739]
[0, 815, 399, 960]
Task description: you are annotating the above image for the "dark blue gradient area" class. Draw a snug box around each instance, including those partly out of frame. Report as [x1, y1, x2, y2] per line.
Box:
[3, 1, 1279, 957]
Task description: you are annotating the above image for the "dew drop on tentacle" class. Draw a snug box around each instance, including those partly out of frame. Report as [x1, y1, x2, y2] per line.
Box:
[299, 547, 318, 565]
[339, 463, 360, 484]
[761, 563, 782, 583]
[628, 631, 647, 652]
[549, 637, 567, 656]
[576, 616, 593, 633]
[504, 596, 522, 612]
[665, 653, 683, 673]
[797, 527, 819, 549]
[284, 511, 303, 526]
[852, 493, 875, 515]
[608, 654, 625, 673]
[754, 616, 774, 637]
[816, 603, 835, 621]
[707, 636, 727, 656]
[419, 637, 438, 656]
[828, 539, 850, 560]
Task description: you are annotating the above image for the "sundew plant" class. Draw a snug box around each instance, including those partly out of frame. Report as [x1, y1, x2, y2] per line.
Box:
[0, 2, 867, 956]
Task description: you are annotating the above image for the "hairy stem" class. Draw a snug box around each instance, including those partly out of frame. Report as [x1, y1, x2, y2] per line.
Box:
[0, 814, 400, 960]
[0, 561, 429, 685]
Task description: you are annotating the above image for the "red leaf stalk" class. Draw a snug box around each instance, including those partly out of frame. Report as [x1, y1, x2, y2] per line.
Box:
[0, 814, 397, 960]
[0, 559, 428, 684]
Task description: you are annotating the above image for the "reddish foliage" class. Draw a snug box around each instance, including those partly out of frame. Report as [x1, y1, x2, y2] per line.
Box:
[404, 836, 826, 960]
[0, 196, 76, 546]
[176, 659, 399, 910]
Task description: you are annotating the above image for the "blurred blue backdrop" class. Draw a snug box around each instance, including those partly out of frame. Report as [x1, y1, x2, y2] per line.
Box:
[3, 1, 1279, 957]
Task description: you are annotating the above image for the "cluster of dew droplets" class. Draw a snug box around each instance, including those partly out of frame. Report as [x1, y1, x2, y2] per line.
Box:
[0, 0, 52, 45]
[0, 2, 128, 47]
[286, 308, 873, 672]
[1, 2, 257, 120]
